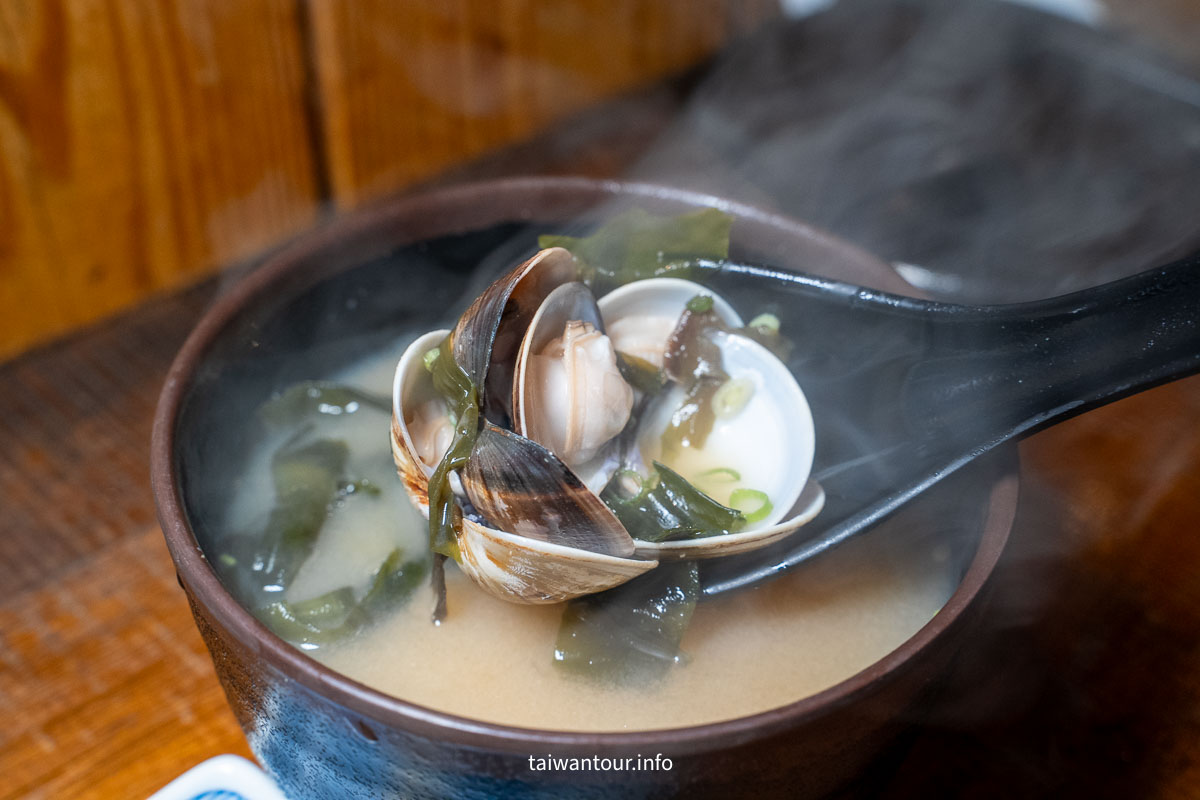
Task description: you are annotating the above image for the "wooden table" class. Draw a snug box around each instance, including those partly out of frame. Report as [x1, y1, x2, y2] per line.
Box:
[4, 26, 1200, 800]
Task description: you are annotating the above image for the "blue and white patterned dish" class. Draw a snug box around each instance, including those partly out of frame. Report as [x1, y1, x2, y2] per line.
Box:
[147, 755, 288, 800]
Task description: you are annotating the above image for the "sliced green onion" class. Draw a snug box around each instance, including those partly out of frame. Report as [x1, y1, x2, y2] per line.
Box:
[729, 488, 773, 523]
[686, 294, 714, 313]
[712, 377, 754, 419]
[748, 312, 780, 335]
[611, 469, 646, 500]
[699, 466, 741, 482]
[422, 347, 441, 372]
[218, 553, 238, 568]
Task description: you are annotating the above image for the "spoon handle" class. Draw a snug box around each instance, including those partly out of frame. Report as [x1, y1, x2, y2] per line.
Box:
[904, 251, 1200, 449]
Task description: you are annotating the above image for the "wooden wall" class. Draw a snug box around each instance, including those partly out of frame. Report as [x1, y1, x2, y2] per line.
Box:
[0, 1, 320, 363]
[0, 0, 777, 363]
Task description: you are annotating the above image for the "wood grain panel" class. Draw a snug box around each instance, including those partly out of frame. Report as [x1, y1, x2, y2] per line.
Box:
[0, 281, 214, 596]
[0, 0, 319, 362]
[0, 528, 251, 800]
[307, 0, 778, 205]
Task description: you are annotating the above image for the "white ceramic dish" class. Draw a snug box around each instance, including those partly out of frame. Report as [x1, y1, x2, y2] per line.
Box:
[148, 755, 288, 800]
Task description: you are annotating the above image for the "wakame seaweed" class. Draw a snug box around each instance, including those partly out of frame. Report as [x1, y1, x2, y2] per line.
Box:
[232, 380, 389, 597]
[658, 295, 796, 456]
[539, 208, 733, 295]
[227, 379, 428, 648]
[615, 351, 668, 396]
[601, 461, 746, 543]
[359, 548, 430, 616]
[425, 335, 480, 564]
[244, 437, 350, 591]
[256, 548, 428, 647]
[660, 296, 729, 455]
[554, 561, 701, 682]
[258, 381, 389, 427]
[423, 334, 485, 622]
[257, 586, 361, 646]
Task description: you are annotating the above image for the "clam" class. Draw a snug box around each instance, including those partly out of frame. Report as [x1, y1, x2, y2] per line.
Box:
[452, 246, 579, 424]
[512, 282, 633, 493]
[392, 334, 656, 603]
[392, 256, 656, 605]
[392, 328, 452, 507]
[391, 249, 822, 605]
[620, 324, 822, 560]
[597, 279, 822, 559]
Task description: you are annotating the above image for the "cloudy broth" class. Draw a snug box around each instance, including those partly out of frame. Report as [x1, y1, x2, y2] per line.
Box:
[223, 340, 957, 732]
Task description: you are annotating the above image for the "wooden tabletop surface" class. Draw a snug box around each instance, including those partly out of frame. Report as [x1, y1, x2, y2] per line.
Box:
[4, 20, 1200, 800]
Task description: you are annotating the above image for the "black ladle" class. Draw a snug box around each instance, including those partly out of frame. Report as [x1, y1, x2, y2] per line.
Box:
[685, 251, 1200, 597]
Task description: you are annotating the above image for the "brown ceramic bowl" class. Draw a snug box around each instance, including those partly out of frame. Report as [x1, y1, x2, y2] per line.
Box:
[152, 176, 1017, 799]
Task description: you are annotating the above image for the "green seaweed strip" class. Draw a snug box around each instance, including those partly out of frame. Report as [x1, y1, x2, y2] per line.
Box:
[257, 548, 428, 648]
[615, 351, 667, 395]
[258, 381, 389, 427]
[360, 549, 430, 616]
[660, 303, 795, 450]
[651, 462, 746, 538]
[249, 438, 349, 590]
[601, 462, 745, 544]
[659, 377, 724, 457]
[425, 336, 481, 563]
[539, 208, 733, 295]
[554, 562, 701, 683]
[256, 586, 363, 646]
[660, 299, 729, 454]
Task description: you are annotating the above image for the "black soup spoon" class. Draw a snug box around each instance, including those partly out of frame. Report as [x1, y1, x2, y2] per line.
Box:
[685, 251, 1200, 597]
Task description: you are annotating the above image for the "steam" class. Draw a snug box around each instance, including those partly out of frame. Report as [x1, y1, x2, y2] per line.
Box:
[629, 0, 1200, 302]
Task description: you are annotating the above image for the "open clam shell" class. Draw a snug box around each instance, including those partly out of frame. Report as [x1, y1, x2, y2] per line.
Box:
[452, 246, 578, 424]
[456, 519, 656, 604]
[601, 298, 818, 560]
[392, 326, 657, 605]
[392, 329, 453, 510]
[511, 281, 609, 448]
[460, 422, 635, 558]
[635, 330, 815, 519]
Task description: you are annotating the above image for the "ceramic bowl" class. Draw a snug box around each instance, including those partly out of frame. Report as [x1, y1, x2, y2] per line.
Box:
[152, 176, 1017, 799]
